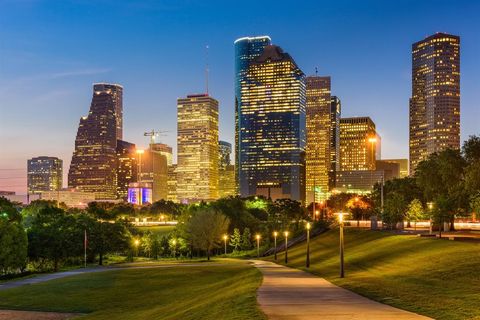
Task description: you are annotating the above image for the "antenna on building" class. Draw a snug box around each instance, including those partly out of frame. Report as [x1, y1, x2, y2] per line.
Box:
[315, 66, 318, 76]
[205, 44, 210, 95]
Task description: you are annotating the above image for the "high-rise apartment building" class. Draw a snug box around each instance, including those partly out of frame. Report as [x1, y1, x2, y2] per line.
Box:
[305, 76, 331, 202]
[409, 33, 460, 173]
[116, 140, 137, 200]
[68, 83, 123, 199]
[339, 117, 377, 171]
[27, 157, 63, 194]
[329, 96, 341, 189]
[234, 36, 272, 191]
[177, 94, 219, 203]
[238, 45, 306, 202]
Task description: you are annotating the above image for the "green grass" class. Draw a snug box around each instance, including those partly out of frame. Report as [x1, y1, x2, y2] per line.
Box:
[268, 228, 480, 320]
[0, 261, 266, 320]
[136, 225, 175, 237]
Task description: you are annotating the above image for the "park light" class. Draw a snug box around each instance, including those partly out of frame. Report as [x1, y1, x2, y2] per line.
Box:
[273, 231, 278, 261]
[284, 231, 289, 263]
[306, 222, 311, 268]
[336, 212, 345, 278]
[134, 239, 140, 246]
[223, 234, 228, 255]
[136, 149, 144, 154]
[256, 234, 261, 258]
[368, 137, 377, 143]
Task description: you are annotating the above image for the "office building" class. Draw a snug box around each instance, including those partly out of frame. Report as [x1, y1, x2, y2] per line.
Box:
[409, 33, 460, 173]
[177, 94, 219, 203]
[305, 76, 331, 202]
[375, 160, 400, 181]
[335, 170, 384, 194]
[68, 83, 123, 199]
[238, 44, 306, 202]
[218, 141, 236, 198]
[27, 156, 63, 194]
[219, 141, 232, 170]
[379, 159, 409, 178]
[167, 164, 178, 203]
[40, 189, 96, 208]
[139, 143, 169, 202]
[339, 117, 377, 171]
[329, 96, 341, 189]
[116, 140, 137, 200]
[127, 182, 153, 205]
[234, 35, 272, 191]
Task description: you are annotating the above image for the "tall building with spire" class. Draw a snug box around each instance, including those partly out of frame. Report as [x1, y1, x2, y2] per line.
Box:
[234, 36, 272, 192]
[68, 83, 123, 199]
[238, 45, 306, 202]
[409, 33, 460, 174]
[305, 76, 331, 202]
[177, 94, 219, 203]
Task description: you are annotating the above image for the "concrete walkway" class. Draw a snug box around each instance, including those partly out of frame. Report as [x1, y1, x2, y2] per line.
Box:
[0, 262, 223, 291]
[252, 260, 431, 320]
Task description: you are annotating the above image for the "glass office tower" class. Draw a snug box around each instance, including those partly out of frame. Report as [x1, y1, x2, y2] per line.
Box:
[27, 156, 63, 194]
[239, 45, 306, 202]
[234, 36, 271, 192]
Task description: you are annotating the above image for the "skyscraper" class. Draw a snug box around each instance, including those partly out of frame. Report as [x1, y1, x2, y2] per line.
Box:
[68, 83, 123, 199]
[139, 143, 169, 202]
[329, 96, 341, 189]
[116, 140, 137, 200]
[239, 45, 306, 202]
[409, 33, 460, 174]
[218, 141, 235, 198]
[177, 94, 219, 203]
[339, 117, 377, 171]
[27, 157, 63, 194]
[234, 36, 272, 191]
[305, 76, 331, 202]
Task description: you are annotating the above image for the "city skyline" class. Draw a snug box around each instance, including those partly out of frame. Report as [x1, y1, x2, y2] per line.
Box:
[1, 1, 480, 194]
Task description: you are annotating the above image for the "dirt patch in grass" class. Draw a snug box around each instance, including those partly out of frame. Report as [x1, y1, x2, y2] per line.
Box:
[0, 310, 82, 320]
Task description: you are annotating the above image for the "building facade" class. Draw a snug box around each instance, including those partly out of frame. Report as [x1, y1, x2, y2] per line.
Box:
[234, 36, 272, 192]
[139, 143, 170, 202]
[329, 96, 341, 189]
[40, 189, 96, 208]
[218, 141, 236, 198]
[167, 164, 178, 203]
[116, 140, 137, 200]
[305, 76, 331, 202]
[339, 117, 377, 171]
[409, 33, 460, 174]
[68, 83, 123, 199]
[27, 156, 63, 194]
[177, 94, 219, 203]
[239, 45, 306, 202]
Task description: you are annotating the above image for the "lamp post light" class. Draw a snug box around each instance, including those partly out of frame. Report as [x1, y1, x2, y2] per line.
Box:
[223, 234, 228, 255]
[273, 231, 278, 261]
[134, 239, 140, 258]
[256, 234, 261, 258]
[306, 222, 311, 268]
[338, 213, 345, 278]
[428, 202, 434, 235]
[172, 239, 177, 259]
[284, 231, 289, 264]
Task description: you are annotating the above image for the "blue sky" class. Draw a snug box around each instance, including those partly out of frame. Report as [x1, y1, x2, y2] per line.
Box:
[1, 0, 479, 193]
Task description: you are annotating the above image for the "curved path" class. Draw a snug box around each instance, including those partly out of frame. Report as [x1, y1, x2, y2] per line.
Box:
[252, 260, 431, 320]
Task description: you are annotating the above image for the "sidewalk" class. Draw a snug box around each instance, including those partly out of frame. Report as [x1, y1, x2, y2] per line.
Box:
[252, 260, 431, 320]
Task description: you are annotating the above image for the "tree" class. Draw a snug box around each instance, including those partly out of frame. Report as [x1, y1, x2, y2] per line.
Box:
[346, 196, 371, 227]
[241, 227, 252, 250]
[88, 221, 131, 265]
[0, 198, 27, 274]
[382, 192, 407, 229]
[229, 228, 242, 252]
[470, 193, 480, 221]
[186, 208, 230, 260]
[462, 135, 480, 164]
[406, 199, 424, 230]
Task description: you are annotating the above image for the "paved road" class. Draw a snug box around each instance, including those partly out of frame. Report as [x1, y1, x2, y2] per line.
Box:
[252, 260, 431, 320]
[0, 262, 224, 291]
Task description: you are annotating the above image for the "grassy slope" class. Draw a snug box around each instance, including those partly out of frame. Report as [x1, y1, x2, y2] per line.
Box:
[136, 225, 175, 237]
[0, 261, 266, 320]
[269, 228, 480, 320]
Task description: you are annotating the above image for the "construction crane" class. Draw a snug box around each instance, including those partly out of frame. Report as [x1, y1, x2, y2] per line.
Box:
[144, 130, 169, 145]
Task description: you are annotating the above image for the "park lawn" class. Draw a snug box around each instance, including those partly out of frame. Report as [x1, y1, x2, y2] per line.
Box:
[0, 261, 266, 320]
[136, 225, 175, 237]
[269, 228, 480, 320]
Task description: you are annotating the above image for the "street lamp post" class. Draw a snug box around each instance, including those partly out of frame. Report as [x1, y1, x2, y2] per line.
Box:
[172, 239, 177, 259]
[428, 202, 433, 235]
[306, 222, 311, 268]
[256, 234, 261, 258]
[339, 213, 345, 278]
[273, 231, 278, 261]
[134, 239, 140, 258]
[223, 234, 228, 255]
[284, 231, 289, 264]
